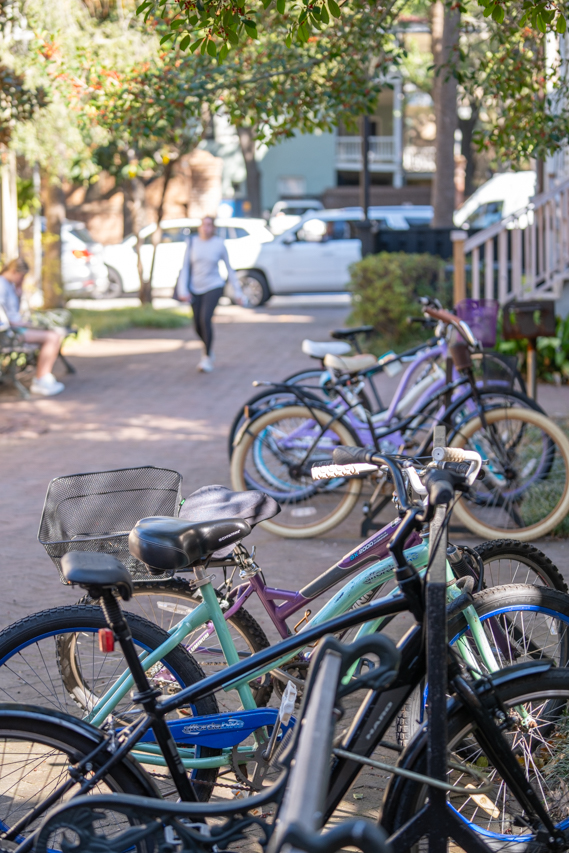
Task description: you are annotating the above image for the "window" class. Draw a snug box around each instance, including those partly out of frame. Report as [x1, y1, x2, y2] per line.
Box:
[143, 226, 196, 245]
[296, 219, 357, 242]
[69, 227, 94, 244]
[466, 201, 503, 230]
[277, 176, 307, 197]
[226, 227, 248, 239]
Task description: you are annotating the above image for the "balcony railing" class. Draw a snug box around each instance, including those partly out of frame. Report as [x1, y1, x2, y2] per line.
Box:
[336, 136, 396, 169]
[335, 137, 436, 173]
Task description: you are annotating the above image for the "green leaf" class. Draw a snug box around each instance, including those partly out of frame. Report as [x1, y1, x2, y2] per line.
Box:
[277, 0, 286, 12]
[482, 3, 495, 17]
[219, 43, 229, 61]
[179, 34, 191, 49]
[188, 14, 199, 24]
[285, 32, 292, 46]
[541, 8, 555, 22]
[207, 38, 217, 56]
[160, 31, 176, 43]
[189, 38, 204, 52]
[557, 13, 567, 32]
[328, 0, 341, 17]
[135, 0, 151, 13]
[536, 12, 547, 31]
[170, 18, 183, 28]
[244, 21, 258, 37]
[200, 38, 208, 53]
[492, 5, 504, 22]
[320, 3, 329, 22]
[226, 28, 239, 43]
[261, 0, 271, 8]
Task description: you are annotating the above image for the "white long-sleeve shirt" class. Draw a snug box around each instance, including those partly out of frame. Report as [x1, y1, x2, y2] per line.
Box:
[178, 235, 242, 297]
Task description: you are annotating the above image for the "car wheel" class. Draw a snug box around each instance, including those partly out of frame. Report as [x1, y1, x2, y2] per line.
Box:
[97, 266, 123, 298]
[237, 271, 270, 307]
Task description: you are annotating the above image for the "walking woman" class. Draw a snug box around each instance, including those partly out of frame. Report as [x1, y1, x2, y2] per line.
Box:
[176, 216, 245, 373]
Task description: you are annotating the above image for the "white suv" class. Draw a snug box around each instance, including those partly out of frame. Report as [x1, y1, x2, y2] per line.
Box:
[238, 206, 433, 305]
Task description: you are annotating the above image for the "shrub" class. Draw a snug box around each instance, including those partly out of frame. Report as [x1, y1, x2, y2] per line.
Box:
[68, 305, 191, 340]
[348, 252, 449, 351]
[496, 313, 569, 384]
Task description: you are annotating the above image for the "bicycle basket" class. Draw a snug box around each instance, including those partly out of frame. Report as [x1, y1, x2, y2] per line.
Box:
[456, 299, 499, 348]
[471, 351, 519, 390]
[38, 466, 183, 583]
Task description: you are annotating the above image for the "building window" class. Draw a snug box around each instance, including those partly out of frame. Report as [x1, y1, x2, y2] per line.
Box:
[277, 176, 306, 197]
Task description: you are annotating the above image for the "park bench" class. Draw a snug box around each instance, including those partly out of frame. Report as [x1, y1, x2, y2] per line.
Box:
[0, 305, 76, 400]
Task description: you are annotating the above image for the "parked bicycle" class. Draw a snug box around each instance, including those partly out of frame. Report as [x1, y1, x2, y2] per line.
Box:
[230, 299, 569, 539]
[2, 448, 569, 853]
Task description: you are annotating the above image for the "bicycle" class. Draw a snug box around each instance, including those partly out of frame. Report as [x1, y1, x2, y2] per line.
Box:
[2, 457, 569, 800]
[3, 448, 569, 852]
[230, 304, 569, 539]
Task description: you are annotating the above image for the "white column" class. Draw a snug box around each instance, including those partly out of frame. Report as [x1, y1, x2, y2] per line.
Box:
[393, 76, 404, 188]
[1, 147, 18, 261]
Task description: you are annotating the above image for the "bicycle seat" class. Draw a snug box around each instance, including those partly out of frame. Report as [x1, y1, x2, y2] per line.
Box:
[330, 326, 374, 340]
[129, 516, 252, 573]
[301, 339, 351, 359]
[323, 353, 377, 374]
[61, 552, 134, 601]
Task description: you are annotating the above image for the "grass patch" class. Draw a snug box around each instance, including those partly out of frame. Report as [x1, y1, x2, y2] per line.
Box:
[68, 305, 192, 341]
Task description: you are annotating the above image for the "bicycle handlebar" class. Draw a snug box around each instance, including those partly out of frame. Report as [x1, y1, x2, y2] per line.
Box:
[419, 300, 479, 348]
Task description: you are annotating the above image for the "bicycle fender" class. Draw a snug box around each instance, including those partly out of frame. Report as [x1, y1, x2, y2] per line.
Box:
[137, 707, 296, 749]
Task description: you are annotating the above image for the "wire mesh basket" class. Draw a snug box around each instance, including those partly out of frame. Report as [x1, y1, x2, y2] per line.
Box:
[38, 467, 183, 583]
[471, 351, 521, 391]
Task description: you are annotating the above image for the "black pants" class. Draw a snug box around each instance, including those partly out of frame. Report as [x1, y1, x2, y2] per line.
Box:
[191, 287, 224, 356]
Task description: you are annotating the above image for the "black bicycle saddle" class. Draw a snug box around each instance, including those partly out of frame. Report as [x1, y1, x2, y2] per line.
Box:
[129, 516, 252, 574]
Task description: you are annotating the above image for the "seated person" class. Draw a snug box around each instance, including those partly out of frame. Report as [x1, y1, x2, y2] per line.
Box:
[0, 258, 65, 396]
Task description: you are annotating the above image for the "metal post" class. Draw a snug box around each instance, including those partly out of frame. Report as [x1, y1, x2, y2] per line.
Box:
[358, 115, 373, 257]
[33, 163, 42, 296]
[393, 76, 404, 189]
[427, 424, 448, 853]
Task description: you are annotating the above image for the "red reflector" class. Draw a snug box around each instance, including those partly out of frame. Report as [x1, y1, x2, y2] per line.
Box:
[98, 628, 115, 653]
[72, 249, 91, 259]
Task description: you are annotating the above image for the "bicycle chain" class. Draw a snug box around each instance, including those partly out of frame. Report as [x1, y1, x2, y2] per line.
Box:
[149, 767, 254, 793]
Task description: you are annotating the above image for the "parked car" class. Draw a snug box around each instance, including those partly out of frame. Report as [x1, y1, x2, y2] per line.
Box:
[61, 221, 111, 297]
[454, 171, 536, 230]
[269, 199, 324, 235]
[102, 217, 274, 296]
[237, 205, 434, 305]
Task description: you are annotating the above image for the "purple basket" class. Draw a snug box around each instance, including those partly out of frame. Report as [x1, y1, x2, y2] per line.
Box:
[456, 299, 499, 348]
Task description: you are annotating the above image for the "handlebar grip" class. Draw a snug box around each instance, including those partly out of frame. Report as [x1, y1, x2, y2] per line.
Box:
[332, 446, 370, 465]
[432, 447, 467, 463]
[424, 469, 456, 506]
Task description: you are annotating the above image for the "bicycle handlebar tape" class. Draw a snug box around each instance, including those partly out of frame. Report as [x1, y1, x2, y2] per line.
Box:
[424, 469, 456, 507]
[332, 446, 370, 465]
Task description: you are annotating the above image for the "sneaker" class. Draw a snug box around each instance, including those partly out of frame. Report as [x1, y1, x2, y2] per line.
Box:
[30, 374, 65, 396]
[197, 355, 214, 373]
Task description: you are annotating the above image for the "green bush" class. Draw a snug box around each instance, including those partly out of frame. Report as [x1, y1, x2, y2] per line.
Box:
[348, 252, 449, 352]
[496, 313, 569, 384]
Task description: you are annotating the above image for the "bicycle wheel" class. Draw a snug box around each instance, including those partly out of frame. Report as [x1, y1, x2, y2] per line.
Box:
[0, 705, 157, 850]
[81, 580, 273, 710]
[383, 666, 569, 853]
[231, 404, 363, 538]
[449, 407, 569, 540]
[0, 605, 219, 798]
[396, 584, 569, 747]
[473, 539, 567, 591]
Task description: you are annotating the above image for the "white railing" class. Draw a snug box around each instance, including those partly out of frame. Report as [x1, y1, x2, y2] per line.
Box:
[403, 145, 436, 173]
[336, 136, 396, 168]
[455, 177, 569, 305]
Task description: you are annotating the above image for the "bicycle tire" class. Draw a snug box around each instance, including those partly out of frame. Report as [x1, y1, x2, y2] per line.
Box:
[383, 666, 569, 852]
[0, 605, 219, 799]
[449, 407, 569, 540]
[473, 539, 568, 592]
[80, 580, 273, 708]
[0, 704, 158, 848]
[230, 403, 363, 538]
[395, 583, 569, 748]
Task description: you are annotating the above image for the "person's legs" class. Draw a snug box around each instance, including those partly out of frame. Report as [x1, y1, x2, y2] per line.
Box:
[191, 293, 206, 347]
[22, 329, 63, 379]
[199, 287, 224, 357]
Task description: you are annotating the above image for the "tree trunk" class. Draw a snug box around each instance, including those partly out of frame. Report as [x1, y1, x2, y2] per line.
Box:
[431, 0, 460, 227]
[41, 177, 65, 308]
[459, 102, 479, 200]
[147, 160, 174, 294]
[237, 126, 262, 218]
[124, 176, 148, 303]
